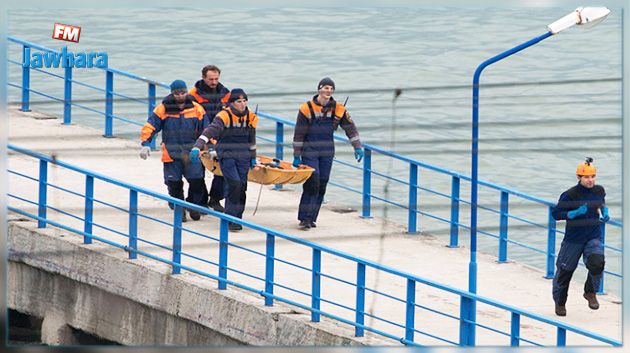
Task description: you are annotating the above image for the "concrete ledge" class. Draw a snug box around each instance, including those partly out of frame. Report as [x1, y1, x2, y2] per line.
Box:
[7, 218, 393, 346]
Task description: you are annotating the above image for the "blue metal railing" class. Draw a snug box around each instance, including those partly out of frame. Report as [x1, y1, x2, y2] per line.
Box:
[7, 144, 620, 346]
[7, 36, 621, 294]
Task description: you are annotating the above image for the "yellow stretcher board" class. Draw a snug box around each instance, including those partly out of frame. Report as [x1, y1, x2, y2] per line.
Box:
[200, 153, 315, 185]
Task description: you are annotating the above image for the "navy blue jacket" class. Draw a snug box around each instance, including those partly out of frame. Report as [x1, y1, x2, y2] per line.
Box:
[551, 183, 606, 243]
[189, 80, 230, 122]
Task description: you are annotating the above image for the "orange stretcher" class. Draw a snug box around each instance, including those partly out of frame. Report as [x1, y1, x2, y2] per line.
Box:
[200, 153, 315, 185]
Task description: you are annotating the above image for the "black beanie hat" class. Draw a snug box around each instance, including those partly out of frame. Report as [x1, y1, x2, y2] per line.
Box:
[228, 88, 248, 103]
[318, 77, 335, 90]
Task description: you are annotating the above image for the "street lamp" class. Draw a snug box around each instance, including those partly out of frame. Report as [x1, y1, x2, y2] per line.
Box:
[462, 6, 610, 346]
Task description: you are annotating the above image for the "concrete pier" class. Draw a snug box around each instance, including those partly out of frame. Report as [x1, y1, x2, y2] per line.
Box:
[7, 106, 622, 346]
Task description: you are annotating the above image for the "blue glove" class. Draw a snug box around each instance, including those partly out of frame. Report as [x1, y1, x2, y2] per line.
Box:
[250, 158, 257, 169]
[190, 147, 200, 163]
[599, 206, 610, 223]
[567, 204, 588, 219]
[292, 156, 302, 168]
[354, 148, 364, 163]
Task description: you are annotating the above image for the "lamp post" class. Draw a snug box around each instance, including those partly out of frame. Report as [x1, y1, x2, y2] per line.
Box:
[463, 7, 610, 346]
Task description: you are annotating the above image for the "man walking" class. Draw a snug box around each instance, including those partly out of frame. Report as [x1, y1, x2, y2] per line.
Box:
[292, 77, 363, 230]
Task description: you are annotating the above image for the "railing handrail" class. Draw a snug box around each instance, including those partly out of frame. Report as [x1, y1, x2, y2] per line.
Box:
[257, 112, 622, 228]
[7, 143, 620, 346]
[6, 34, 622, 227]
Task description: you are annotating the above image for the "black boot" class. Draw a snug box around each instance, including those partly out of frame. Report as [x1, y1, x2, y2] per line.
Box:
[583, 292, 599, 310]
[189, 210, 201, 221]
[208, 198, 225, 213]
[228, 222, 242, 231]
[555, 303, 566, 316]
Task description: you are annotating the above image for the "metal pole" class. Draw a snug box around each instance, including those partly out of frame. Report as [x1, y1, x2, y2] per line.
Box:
[147, 83, 157, 150]
[128, 190, 138, 259]
[355, 263, 366, 337]
[311, 248, 321, 322]
[361, 148, 372, 218]
[37, 160, 47, 228]
[104, 70, 114, 137]
[83, 175, 94, 244]
[498, 191, 509, 262]
[20, 45, 30, 112]
[546, 206, 557, 279]
[63, 66, 72, 124]
[470, 30, 552, 345]
[449, 176, 460, 248]
[264, 233, 275, 306]
[408, 163, 418, 233]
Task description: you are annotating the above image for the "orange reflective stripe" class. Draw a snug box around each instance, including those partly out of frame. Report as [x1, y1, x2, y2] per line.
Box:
[299, 103, 311, 117]
[193, 102, 206, 119]
[334, 102, 346, 118]
[153, 104, 167, 119]
[161, 143, 173, 163]
[249, 112, 259, 128]
[216, 110, 231, 125]
[140, 122, 155, 142]
[189, 88, 208, 103]
[221, 92, 230, 104]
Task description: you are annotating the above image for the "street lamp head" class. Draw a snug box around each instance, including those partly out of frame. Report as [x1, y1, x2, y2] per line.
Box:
[547, 7, 610, 34]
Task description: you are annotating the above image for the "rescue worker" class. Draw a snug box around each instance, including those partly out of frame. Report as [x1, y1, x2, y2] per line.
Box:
[140, 80, 208, 222]
[190, 88, 258, 231]
[551, 157, 609, 316]
[189, 65, 231, 212]
[292, 77, 363, 230]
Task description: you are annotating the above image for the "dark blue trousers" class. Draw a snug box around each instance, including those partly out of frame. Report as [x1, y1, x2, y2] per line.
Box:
[220, 158, 249, 219]
[552, 237, 605, 305]
[298, 155, 334, 222]
[163, 159, 205, 206]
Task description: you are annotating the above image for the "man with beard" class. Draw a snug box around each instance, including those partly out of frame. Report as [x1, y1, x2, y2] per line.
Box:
[140, 80, 208, 221]
[189, 65, 231, 213]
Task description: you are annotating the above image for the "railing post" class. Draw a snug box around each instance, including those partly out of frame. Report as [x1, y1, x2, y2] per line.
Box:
[218, 218, 229, 289]
[311, 248, 321, 322]
[510, 312, 520, 346]
[147, 83, 157, 150]
[557, 327, 566, 346]
[545, 206, 557, 279]
[405, 279, 416, 343]
[361, 148, 372, 218]
[172, 205, 183, 274]
[128, 190, 138, 259]
[20, 45, 31, 112]
[274, 122, 284, 190]
[604, 223, 606, 294]
[459, 296, 476, 346]
[355, 263, 366, 337]
[83, 175, 94, 244]
[408, 163, 418, 234]
[498, 191, 509, 263]
[37, 160, 48, 228]
[104, 70, 114, 137]
[63, 65, 72, 125]
[449, 176, 460, 248]
[264, 233, 275, 306]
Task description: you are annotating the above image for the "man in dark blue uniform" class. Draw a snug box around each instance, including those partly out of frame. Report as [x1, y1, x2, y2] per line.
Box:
[551, 158, 609, 316]
[189, 65, 231, 212]
[190, 89, 258, 231]
[140, 80, 208, 221]
[292, 77, 363, 230]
